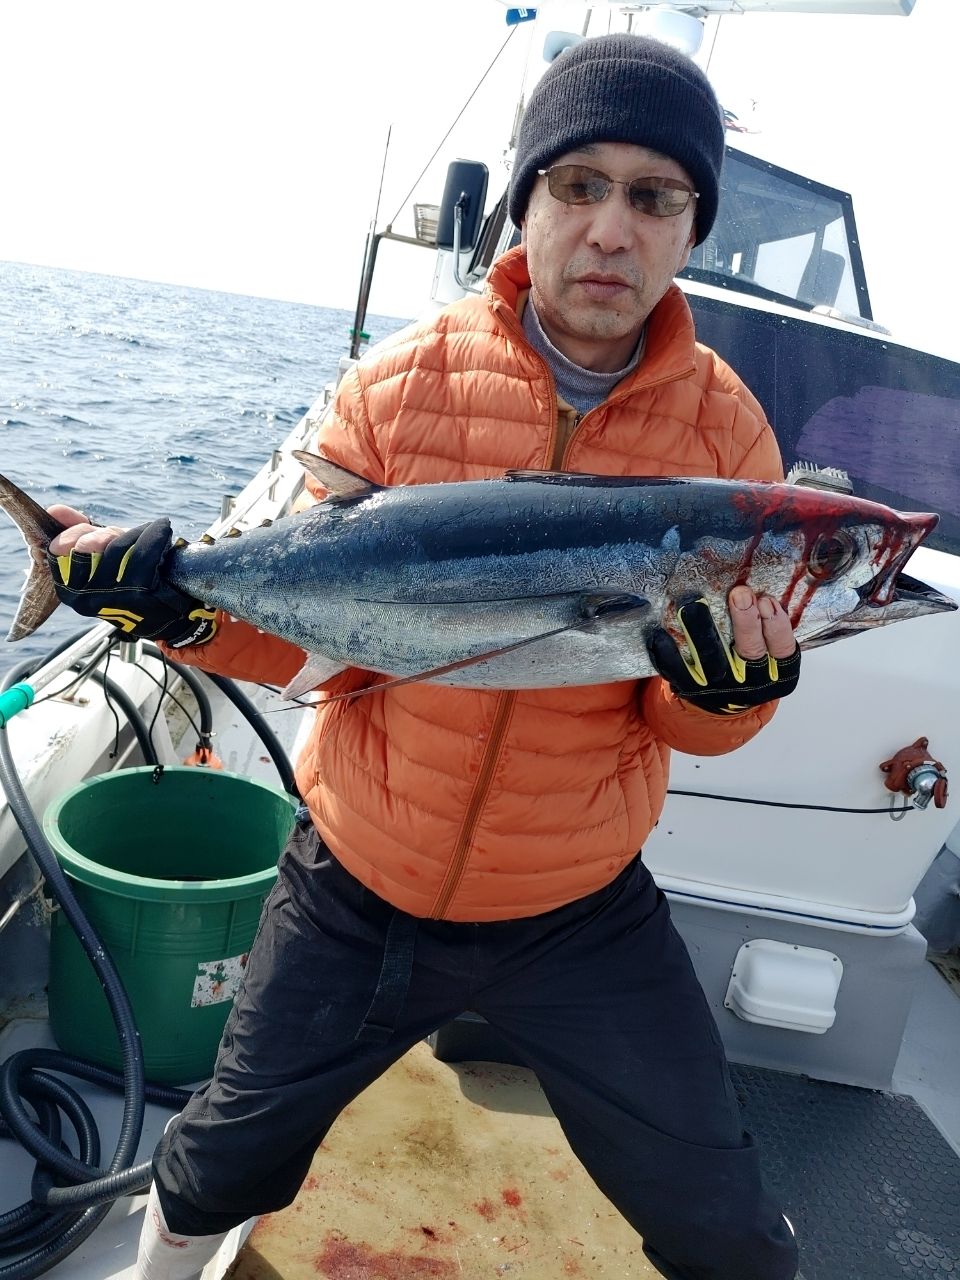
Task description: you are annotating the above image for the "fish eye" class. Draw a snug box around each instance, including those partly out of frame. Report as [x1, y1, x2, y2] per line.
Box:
[807, 530, 856, 581]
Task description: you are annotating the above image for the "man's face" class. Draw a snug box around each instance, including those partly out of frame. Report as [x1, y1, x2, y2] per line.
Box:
[521, 141, 697, 373]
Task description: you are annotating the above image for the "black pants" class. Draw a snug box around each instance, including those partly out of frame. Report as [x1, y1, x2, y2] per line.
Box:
[153, 825, 798, 1280]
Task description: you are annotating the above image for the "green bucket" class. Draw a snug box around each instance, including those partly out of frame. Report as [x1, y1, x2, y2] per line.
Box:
[44, 766, 295, 1084]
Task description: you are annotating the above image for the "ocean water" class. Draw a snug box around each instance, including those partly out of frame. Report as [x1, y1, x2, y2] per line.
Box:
[0, 260, 408, 674]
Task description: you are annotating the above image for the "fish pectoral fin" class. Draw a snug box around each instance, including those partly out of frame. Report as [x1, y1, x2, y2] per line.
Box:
[579, 591, 650, 620]
[280, 652, 349, 701]
[291, 451, 380, 502]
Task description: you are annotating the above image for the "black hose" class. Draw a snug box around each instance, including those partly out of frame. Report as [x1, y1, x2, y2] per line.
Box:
[140, 645, 297, 795]
[0, 658, 190, 1279]
[0, 636, 295, 1274]
[140, 645, 214, 740]
[86, 670, 160, 766]
[203, 672, 299, 798]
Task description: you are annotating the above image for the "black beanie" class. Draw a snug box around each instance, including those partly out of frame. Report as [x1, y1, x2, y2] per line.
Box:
[508, 34, 724, 245]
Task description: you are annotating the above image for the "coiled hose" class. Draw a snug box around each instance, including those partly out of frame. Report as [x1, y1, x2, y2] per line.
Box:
[0, 655, 191, 1278]
[0, 639, 297, 1277]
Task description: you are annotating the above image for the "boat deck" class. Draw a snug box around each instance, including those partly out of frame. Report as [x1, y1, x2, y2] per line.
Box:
[230, 1042, 657, 1280]
[2, 658, 959, 1279]
[3, 956, 959, 1280]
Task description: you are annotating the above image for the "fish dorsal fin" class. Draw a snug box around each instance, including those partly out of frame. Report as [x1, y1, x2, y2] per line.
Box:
[503, 469, 659, 488]
[504, 469, 580, 484]
[291, 451, 379, 500]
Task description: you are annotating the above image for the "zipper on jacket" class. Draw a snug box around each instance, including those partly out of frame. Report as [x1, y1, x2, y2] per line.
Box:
[428, 290, 696, 919]
[429, 690, 516, 919]
[553, 361, 698, 471]
[428, 400, 588, 920]
[552, 407, 583, 468]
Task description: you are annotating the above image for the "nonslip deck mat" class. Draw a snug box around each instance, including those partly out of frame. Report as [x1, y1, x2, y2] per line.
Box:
[431, 1018, 960, 1278]
[729, 1063, 960, 1279]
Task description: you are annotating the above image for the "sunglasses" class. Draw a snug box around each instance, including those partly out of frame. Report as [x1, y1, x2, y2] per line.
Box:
[537, 164, 698, 218]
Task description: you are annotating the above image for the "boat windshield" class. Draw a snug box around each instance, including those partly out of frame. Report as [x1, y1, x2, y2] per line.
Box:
[681, 147, 872, 322]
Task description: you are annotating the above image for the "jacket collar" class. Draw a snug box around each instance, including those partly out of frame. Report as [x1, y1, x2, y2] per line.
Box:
[486, 245, 697, 391]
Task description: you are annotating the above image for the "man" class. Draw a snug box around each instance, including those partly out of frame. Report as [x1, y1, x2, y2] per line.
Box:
[49, 34, 801, 1280]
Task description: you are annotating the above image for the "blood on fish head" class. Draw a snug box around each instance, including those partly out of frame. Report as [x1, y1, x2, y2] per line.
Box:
[660, 485, 953, 654]
[726, 487, 952, 645]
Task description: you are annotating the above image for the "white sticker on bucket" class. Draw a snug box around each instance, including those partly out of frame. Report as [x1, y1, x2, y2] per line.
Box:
[191, 954, 248, 1007]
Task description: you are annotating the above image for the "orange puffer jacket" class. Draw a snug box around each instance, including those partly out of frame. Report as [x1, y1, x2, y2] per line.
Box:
[175, 246, 784, 921]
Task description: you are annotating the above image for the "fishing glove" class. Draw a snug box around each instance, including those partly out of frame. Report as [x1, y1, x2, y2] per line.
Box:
[48, 519, 218, 648]
[648, 597, 800, 715]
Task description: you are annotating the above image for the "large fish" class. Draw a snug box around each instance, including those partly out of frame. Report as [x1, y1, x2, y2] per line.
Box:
[0, 455, 955, 698]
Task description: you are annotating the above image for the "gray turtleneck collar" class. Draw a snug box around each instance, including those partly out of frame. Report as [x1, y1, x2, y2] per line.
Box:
[522, 297, 645, 414]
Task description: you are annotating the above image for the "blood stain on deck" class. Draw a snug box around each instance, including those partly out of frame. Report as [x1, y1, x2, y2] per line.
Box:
[224, 1041, 658, 1278]
[314, 1233, 458, 1278]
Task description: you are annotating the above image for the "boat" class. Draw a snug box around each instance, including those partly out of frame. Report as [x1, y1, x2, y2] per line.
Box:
[2, 2, 958, 1278]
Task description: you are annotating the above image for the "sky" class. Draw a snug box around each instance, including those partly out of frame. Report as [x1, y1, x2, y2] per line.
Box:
[1, 0, 958, 362]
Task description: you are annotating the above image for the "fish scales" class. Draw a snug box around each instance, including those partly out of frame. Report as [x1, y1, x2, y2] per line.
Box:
[0, 462, 954, 694]
[159, 471, 952, 690]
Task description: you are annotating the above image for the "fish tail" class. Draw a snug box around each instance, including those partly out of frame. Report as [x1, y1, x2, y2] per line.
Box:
[0, 473, 68, 641]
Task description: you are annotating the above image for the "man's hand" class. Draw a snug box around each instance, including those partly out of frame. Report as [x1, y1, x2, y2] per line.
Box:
[47, 506, 218, 649]
[648, 585, 800, 715]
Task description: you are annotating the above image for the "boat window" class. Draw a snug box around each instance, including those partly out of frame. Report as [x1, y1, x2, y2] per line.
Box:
[682, 148, 872, 321]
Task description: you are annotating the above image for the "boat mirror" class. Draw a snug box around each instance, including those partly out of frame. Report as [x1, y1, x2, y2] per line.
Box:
[437, 160, 489, 253]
